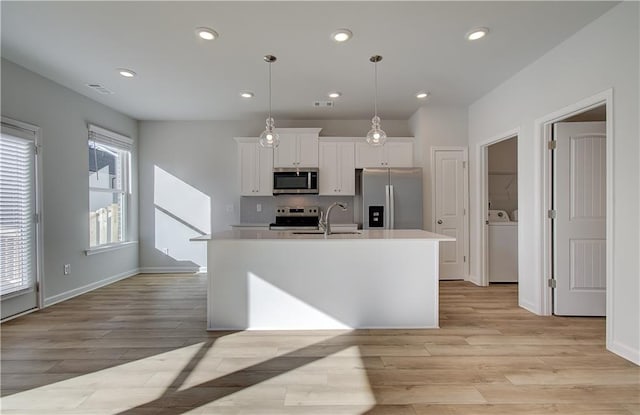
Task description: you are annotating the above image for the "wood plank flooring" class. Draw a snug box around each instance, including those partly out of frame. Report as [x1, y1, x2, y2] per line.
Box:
[1, 274, 638, 414]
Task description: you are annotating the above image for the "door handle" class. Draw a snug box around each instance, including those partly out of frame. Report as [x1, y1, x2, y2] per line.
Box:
[389, 185, 395, 229]
[384, 185, 390, 229]
[437, 219, 443, 225]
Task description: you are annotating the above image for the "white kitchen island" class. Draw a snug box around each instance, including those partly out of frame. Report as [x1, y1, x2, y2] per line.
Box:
[197, 229, 454, 330]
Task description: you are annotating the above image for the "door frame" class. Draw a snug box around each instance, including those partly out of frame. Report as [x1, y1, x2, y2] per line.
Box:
[430, 146, 469, 279]
[477, 129, 520, 287]
[1, 116, 44, 321]
[535, 90, 613, 331]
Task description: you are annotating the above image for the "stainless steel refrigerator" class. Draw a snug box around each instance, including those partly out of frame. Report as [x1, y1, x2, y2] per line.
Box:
[359, 168, 423, 229]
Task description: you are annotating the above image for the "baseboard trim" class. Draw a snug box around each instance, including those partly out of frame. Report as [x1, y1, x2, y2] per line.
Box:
[139, 266, 203, 274]
[519, 299, 540, 315]
[44, 268, 140, 307]
[608, 340, 640, 366]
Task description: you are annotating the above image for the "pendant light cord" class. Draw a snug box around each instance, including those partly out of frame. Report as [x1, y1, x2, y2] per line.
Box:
[374, 61, 378, 118]
[268, 62, 272, 122]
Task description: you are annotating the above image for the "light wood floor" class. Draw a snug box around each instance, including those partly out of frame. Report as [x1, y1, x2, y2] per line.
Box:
[1, 274, 638, 414]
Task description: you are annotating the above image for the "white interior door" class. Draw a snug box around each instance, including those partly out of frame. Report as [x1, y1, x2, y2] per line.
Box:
[433, 149, 467, 280]
[554, 121, 606, 316]
[1, 120, 39, 320]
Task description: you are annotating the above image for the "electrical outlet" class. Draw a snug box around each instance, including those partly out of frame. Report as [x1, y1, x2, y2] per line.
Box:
[256, 203, 262, 212]
[63, 264, 70, 275]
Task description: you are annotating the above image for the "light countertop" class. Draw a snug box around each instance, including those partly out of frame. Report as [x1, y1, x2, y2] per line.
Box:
[192, 229, 455, 241]
[230, 223, 270, 228]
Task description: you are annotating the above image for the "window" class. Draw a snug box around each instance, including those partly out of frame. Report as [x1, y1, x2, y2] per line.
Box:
[88, 124, 132, 247]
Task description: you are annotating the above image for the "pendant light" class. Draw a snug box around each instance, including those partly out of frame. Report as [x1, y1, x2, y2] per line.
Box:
[259, 55, 279, 148]
[366, 55, 387, 146]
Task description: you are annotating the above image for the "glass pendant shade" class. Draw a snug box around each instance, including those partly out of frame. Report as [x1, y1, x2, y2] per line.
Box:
[259, 55, 279, 148]
[366, 116, 387, 146]
[259, 117, 279, 148]
[366, 55, 387, 146]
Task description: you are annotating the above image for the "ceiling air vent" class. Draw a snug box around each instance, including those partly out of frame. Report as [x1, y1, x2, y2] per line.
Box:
[86, 83, 114, 95]
[313, 100, 334, 108]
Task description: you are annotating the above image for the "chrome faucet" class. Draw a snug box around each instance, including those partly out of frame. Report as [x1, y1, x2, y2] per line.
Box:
[319, 202, 347, 236]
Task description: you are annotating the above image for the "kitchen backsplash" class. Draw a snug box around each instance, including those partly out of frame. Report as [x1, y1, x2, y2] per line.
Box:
[240, 195, 355, 224]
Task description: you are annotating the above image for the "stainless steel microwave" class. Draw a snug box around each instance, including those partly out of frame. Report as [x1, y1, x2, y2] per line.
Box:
[273, 168, 319, 195]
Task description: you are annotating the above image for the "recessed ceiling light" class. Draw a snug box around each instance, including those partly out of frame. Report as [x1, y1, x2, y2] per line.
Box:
[466, 27, 489, 41]
[117, 68, 136, 78]
[331, 29, 353, 43]
[240, 91, 254, 98]
[416, 92, 430, 99]
[328, 92, 342, 99]
[196, 27, 218, 41]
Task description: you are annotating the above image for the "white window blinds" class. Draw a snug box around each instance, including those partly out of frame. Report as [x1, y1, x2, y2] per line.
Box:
[0, 122, 36, 297]
[88, 124, 132, 151]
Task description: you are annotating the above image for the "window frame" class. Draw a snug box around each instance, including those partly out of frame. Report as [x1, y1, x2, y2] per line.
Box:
[87, 124, 132, 250]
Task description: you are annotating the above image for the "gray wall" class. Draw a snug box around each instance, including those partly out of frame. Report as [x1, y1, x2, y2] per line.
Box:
[1, 59, 139, 305]
[408, 105, 469, 231]
[138, 119, 410, 272]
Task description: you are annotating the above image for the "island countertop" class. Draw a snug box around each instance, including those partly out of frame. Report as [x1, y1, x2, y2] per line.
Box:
[192, 229, 455, 241]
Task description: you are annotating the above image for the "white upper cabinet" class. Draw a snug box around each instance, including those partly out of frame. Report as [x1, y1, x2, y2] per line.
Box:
[355, 137, 414, 168]
[319, 139, 355, 196]
[273, 128, 321, 168]
[236, 138, 273, 196]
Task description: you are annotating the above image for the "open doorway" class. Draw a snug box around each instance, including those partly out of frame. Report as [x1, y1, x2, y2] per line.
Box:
[487, 137, 519, 285]
[479, 135, 519, 288]
[549, 104, 607, 316]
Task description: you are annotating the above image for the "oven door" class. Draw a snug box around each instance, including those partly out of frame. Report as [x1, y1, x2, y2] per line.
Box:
[273, 169, 318, 194]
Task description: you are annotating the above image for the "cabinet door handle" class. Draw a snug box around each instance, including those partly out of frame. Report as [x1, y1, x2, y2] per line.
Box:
[437, 219, 443, 225]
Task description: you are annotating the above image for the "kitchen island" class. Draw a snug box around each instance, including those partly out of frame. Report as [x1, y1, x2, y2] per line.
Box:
[197, 229, 454, 330]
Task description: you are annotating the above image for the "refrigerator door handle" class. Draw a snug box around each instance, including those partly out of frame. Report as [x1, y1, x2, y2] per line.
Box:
[384, 184, 390, 229]
[389, 185, 395, 229]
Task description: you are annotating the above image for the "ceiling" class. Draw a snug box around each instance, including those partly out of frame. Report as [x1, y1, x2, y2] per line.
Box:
[1, 1, 617, 121]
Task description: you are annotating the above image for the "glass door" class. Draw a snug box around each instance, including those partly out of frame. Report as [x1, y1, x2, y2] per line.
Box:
[1, 119, 39, 320]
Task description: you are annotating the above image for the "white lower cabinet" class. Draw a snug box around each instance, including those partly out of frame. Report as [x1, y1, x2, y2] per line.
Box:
[319, 140, 355, 195]
[236, 138, 273, 196]
[355, 138, 414, 168]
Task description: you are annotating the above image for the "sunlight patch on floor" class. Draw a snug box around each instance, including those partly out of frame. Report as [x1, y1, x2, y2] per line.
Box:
[0, 336, 376, 413]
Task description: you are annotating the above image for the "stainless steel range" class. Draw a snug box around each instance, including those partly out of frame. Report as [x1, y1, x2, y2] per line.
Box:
[269, 206, 320, 230]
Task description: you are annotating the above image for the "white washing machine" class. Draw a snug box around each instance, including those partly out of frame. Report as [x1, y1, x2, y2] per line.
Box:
[488, 210, 518, 282]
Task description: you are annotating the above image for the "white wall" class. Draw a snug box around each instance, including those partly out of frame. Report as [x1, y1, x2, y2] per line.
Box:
[409, 105, 468, 232]
[138, 119, 411, 272]
[468, 3, 639, 364]
[1, 59, 139, 305]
